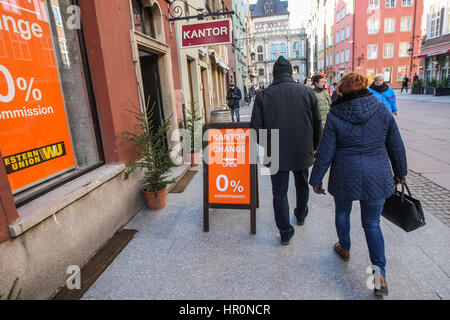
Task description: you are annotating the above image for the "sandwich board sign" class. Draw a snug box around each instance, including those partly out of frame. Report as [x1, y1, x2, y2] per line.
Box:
[202, 122, 258, 234]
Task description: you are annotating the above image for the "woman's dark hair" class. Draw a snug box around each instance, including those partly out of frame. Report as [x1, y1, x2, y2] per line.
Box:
[312, 75, 324, 85]
[303, 77, 311, 84]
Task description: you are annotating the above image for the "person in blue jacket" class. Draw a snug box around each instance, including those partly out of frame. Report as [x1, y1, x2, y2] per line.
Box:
[368, 74, 398, 116]
[309, 72, 407, 297]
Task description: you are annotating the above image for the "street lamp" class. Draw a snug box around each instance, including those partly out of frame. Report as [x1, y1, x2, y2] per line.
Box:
[357, 53, 365, 66]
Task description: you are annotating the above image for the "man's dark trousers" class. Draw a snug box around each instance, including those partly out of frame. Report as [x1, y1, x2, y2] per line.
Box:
[270, 169, 309, 241]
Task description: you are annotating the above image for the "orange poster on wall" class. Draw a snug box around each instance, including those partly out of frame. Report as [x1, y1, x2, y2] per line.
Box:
[0, 0, 75, 192]
[208, 128, 251, 205]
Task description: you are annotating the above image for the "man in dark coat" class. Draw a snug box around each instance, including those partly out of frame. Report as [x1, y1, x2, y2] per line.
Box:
[250, 56, 323, 245]
[227, 82, 242, 122]
[401, 76, 409, 93]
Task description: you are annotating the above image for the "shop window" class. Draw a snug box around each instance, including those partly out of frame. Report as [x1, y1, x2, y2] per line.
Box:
[382, 67, 393, 83]
[442, 56, 450, 80]
[0, 0, 103, 204]
[397, 66, 408, 82]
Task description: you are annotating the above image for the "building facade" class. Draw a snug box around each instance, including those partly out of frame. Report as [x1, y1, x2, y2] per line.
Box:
[249, 0, 308, 87]
[417, 0, 450, 85]
[334, 0, 354, 81]
[176, 0, 233, 123]
[233, 0, 250, 93]
[354, 0, 424, 87]
[0, 0, 185, 299]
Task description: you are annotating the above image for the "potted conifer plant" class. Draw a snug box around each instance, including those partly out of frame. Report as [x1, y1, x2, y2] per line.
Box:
[411, 79, 424, 94]
[122, 98, 176, 210]
[434, 78, 450, 96]
[184, 100, 203, 167]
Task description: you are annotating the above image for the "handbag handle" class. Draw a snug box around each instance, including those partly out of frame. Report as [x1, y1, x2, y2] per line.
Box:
[397, 180, 412, 202]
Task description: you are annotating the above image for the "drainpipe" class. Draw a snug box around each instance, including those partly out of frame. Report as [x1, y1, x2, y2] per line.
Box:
[410, 0, 418, 79]
[351, 0, 355, 72]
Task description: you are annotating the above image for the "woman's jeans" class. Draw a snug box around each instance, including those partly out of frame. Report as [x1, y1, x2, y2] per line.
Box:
[334, 197, 387, 276]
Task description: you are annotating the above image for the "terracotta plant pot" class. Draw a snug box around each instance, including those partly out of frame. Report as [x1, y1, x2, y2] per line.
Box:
[142, 187, 168, 210]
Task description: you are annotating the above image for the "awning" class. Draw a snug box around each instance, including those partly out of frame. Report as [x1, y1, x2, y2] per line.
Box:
[198, 47, 208, 56]
[210, 50, 230, 71]
[415, 48, 450, 59]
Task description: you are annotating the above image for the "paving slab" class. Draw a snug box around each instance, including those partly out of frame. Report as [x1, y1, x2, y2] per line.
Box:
[82, 167, 450, 300]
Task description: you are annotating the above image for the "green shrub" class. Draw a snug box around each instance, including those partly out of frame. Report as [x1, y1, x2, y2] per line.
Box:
[437, 78, 450, 89]
[412, 79, 424, 88]
[426, 79, 438, 88]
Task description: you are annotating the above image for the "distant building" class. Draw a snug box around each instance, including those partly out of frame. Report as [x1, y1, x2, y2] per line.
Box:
[417, 0, 450, 85]
[334, 0, 353, 82]
[354, 0, 424, 87]
[249, 0, 308, 87]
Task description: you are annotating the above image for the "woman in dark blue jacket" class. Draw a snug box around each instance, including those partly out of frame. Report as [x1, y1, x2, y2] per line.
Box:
[309, 73, 407, 297]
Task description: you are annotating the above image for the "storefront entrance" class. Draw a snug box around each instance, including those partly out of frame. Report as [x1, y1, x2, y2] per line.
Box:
[139, 50, 167, 148]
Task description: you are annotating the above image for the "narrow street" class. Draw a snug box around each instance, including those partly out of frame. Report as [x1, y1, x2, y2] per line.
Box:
[82, 95, 450, 300]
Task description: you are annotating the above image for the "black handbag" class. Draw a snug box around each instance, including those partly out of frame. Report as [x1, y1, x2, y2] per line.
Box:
[382, 181, 426, 232]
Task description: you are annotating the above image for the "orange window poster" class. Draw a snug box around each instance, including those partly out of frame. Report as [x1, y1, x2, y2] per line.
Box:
[0, 0, 75, 192]
[208, 128, 250, 205]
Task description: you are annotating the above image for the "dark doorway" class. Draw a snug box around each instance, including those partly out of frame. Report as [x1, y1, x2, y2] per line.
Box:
[139, 50, 167, 148]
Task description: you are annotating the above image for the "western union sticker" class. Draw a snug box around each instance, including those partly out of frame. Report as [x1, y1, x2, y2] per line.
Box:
[4, 142, 67, 174]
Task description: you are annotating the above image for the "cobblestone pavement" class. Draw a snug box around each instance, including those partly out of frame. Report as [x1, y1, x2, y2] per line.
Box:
[407, 170, 450, 228]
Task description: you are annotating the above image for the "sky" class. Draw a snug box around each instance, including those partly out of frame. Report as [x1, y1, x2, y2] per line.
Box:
[248, 0, 310, 29]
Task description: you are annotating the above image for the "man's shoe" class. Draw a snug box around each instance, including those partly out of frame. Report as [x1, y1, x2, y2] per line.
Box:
[374, 275, 389, 297]
[280, 234, 293, 246]
[333, 243, 350, 261]
[297, 217, 305, 225]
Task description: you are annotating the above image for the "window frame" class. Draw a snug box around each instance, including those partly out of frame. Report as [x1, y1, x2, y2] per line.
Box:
[384, 17, 396, 33]
[428, 5, 441, 39]
[386, 0, 396, 9]
[369, 0, 380, 10]
[400, 16, 412, 32]
[398, 42, 410, 58]
[367, 44, 379, 60]
[368, 18, 380, 34]
[383, 43, 395, 59]
[402, 0, 413, 7]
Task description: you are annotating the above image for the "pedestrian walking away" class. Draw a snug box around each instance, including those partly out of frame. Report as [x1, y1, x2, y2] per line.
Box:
[227, 82, 242, 122]
[401, 76, 409, 93]
[312, 74, 332, 128]
[309, 72, 408, 297]
[368, 74, 398, 116]
[250, 56, 323, 245]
